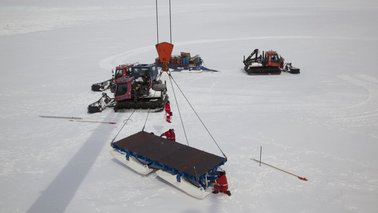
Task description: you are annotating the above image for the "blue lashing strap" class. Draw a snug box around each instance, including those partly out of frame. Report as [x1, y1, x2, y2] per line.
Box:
[176, 173, 182, 182]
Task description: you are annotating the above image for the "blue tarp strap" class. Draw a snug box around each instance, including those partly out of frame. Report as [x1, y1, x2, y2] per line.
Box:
[176, 174, 182, 182]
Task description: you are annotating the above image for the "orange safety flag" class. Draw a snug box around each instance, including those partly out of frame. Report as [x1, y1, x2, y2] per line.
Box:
[156, 42, 174, 71]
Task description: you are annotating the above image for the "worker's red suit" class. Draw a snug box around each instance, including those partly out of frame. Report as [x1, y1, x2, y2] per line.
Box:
[213, 174, 229, 193]
[160, 130, 176, 142]
[164, 102, 172, 123]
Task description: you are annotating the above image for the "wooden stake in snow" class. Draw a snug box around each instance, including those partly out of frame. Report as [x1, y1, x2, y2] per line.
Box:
[251, 158, 308, 181]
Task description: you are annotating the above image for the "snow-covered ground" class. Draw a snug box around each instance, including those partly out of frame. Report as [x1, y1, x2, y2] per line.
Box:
[1, 0, 378, 212]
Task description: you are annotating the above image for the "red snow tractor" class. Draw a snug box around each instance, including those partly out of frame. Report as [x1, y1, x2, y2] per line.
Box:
[88, 63, 168, 113]
[91, 64, 134, 92]
[243, 49, 300, 75]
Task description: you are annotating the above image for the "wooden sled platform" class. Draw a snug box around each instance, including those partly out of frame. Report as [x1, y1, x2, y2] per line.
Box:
[111, 131, 227, 198]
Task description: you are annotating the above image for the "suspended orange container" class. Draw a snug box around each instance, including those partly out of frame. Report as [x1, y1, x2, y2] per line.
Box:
[156, 42, 174, 71]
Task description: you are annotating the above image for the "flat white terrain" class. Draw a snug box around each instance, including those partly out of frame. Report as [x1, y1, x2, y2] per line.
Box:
[1, 0, 377, 212]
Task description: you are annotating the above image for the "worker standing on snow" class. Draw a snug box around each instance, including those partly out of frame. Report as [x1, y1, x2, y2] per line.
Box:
[160, 129, 176, 142]
[164, 101, 172, 123]
[212, 170, 231, 196]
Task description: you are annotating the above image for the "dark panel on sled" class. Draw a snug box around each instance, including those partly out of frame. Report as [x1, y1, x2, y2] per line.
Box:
[112, 131, 226, 177]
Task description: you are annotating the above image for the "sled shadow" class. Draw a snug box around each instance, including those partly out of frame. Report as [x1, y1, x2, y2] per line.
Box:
[27, 113, 117, 213]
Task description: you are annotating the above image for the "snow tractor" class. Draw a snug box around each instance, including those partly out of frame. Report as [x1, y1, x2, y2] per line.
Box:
[243, 49, 300, 75]
[156, 52, 217, 72]
[88, 63, 168, 113]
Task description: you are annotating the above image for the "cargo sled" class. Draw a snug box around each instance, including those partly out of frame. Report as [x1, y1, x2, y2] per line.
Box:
[111, 131, 227, 199]
[156, 52, 218, 72]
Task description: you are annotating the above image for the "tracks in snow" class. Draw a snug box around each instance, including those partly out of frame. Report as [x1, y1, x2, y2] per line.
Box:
[321, 74, 378, 129]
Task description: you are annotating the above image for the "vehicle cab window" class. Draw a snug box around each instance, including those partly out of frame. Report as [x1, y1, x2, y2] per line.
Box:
[115, 69, 123, 78]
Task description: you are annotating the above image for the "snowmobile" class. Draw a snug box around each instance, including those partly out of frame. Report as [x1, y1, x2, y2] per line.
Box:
[243, 49, 300, 75]
[88, 63, 168, 113]
[156, 52, 217, 72]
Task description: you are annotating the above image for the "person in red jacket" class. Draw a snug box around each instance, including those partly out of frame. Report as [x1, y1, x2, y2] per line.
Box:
[164, 101, 172, 123]
[160, 129, 176, 142]
[213, 170, 231, 196]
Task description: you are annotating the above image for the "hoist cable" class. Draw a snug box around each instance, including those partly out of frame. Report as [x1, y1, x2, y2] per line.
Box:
[169, 0, 173, 43]
[142, 69, 163, 131]
[142, 108, 151, 132]
[155, 0, 159, 43]
[169, 75, 227, 158]
[168, 72, 189, 146]
[110, 110, 135, 144]
[155, 0, 173, 43]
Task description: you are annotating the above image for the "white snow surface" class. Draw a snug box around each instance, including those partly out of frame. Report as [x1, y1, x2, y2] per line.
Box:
[1, 0, 378, 212]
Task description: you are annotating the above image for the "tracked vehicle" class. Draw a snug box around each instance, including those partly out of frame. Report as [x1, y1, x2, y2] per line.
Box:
[88, 64, 167, 113]
[243, 49, 300, 75]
